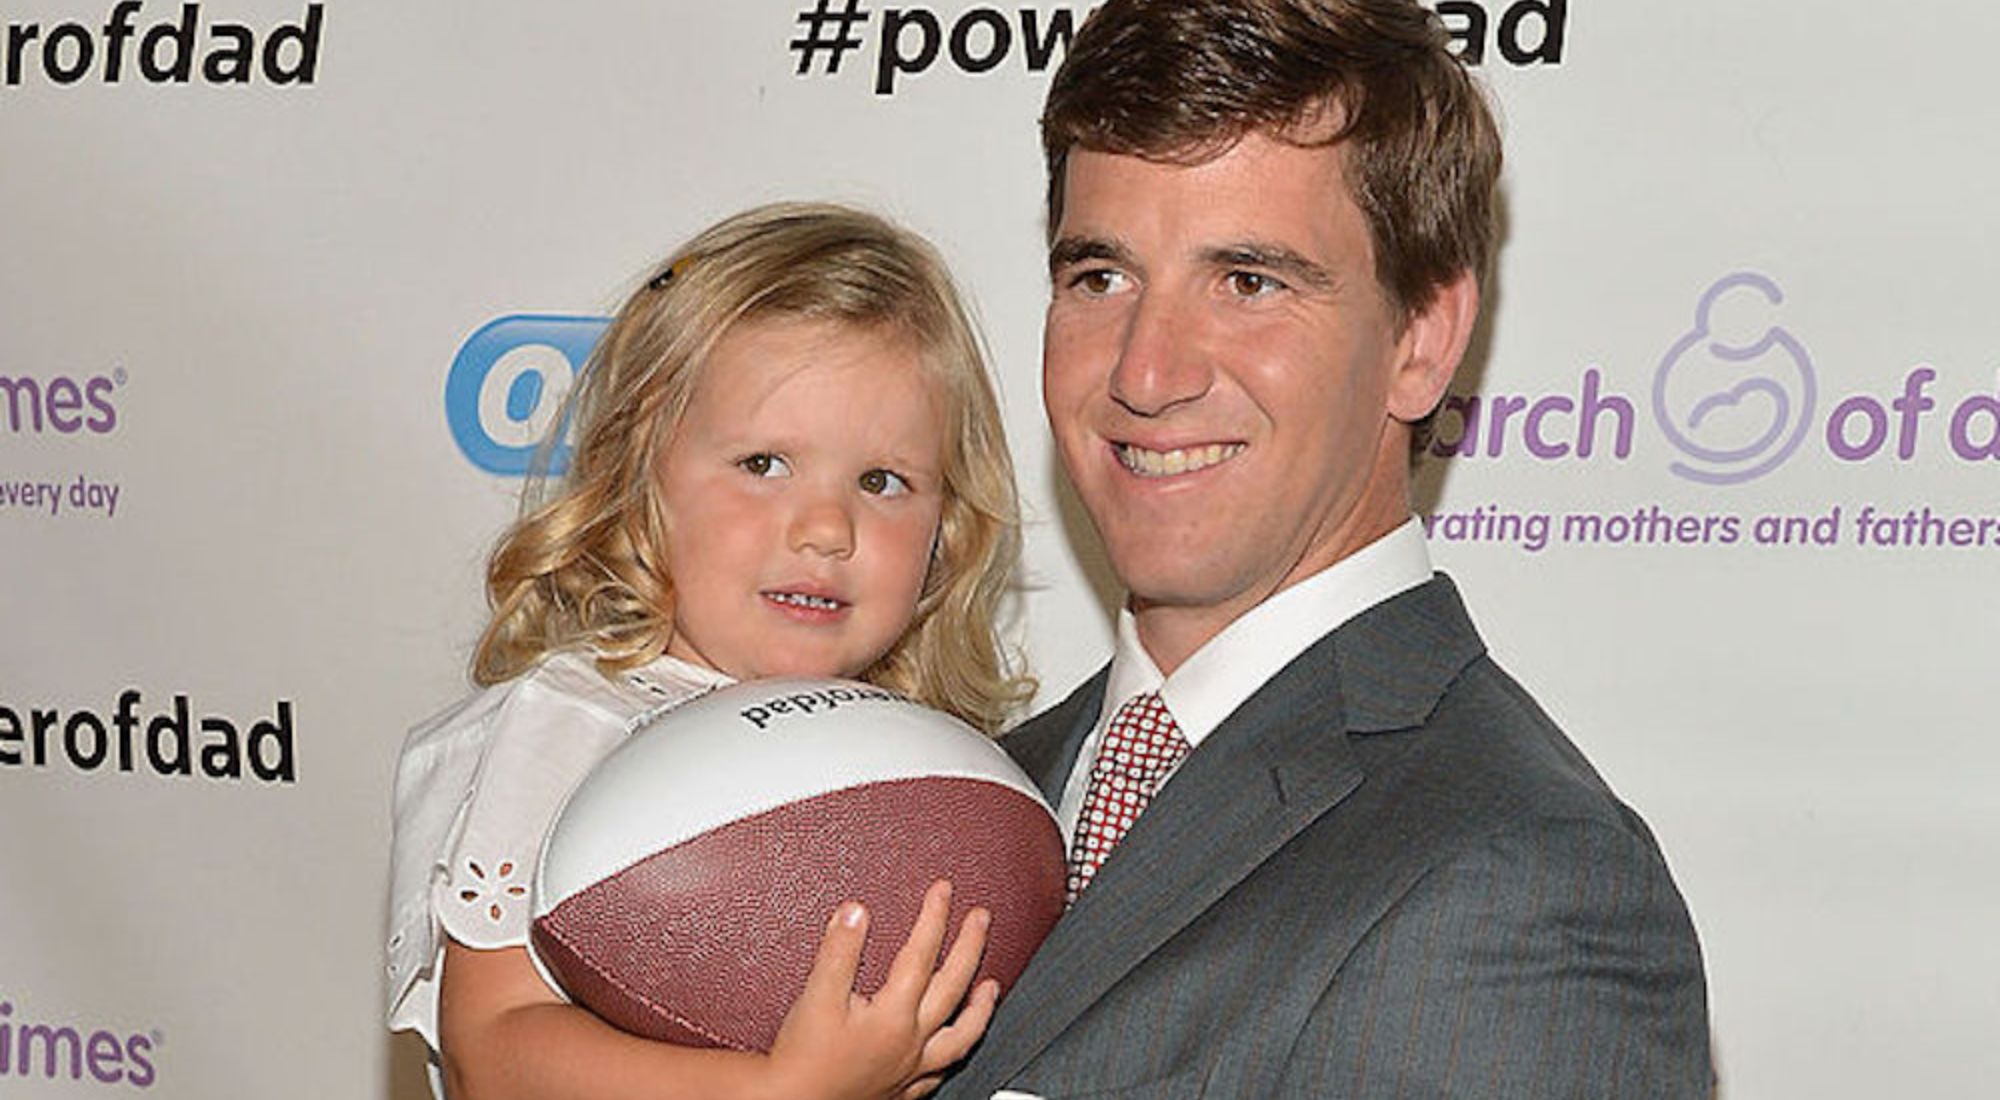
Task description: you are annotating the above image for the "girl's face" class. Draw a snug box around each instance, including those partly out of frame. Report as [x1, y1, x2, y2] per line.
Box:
[654, 316, 949, 682]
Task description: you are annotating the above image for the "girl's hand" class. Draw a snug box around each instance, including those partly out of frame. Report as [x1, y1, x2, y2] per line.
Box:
[766, 880, 999, 1100]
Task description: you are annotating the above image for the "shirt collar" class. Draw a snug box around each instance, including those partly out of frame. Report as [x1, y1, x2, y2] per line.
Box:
[1097, 518, 1434, 748]
[622, 651, 736, 703]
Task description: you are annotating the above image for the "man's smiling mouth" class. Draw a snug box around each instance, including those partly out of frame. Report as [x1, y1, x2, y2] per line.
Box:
[1116, 442, 1246, 478]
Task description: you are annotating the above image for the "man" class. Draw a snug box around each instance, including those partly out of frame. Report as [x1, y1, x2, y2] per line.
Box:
[939, 1, 1712, 1096]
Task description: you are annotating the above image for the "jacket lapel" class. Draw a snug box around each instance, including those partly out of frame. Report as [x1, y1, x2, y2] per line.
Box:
[1001, 669, 1106, 802]
[954, 576, 1486, 1097]
[959, 635, 1360, 1093]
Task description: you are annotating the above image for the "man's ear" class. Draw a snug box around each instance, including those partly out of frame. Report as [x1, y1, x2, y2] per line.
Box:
[1387, 270, 1479, 423]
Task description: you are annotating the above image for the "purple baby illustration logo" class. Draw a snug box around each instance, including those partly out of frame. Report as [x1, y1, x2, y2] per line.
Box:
[1652, 272, 1817, 485]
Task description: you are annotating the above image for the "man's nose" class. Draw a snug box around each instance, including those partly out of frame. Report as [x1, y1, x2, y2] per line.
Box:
[1107, 289, 1213, 417]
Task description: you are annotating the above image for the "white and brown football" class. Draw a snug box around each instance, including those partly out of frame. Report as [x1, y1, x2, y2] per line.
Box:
[529, 678, 1067, 1052]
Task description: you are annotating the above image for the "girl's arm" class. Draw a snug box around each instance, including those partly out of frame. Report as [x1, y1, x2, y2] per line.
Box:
[438, 880, 998, 1100]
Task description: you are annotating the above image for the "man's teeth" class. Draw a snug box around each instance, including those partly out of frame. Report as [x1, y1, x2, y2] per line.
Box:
[771, 592, 842, 610]
[1118, 442, 1245, 477]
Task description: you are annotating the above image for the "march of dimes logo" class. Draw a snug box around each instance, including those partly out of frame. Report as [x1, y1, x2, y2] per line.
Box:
[0, 997, 160, 1090]
[0, 367, 128, 521]
[445, 315, 607, 477]
[1424, 270, 2000, 554]
[1652, 273, 2000, 477]
[1652, 272, 1818, 486]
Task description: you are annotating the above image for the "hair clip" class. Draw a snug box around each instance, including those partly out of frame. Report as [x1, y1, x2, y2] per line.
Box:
[647, 254, 696, 291]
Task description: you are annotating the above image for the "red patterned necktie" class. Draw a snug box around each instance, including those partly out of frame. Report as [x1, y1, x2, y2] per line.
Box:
[1067, 692, 1191, 902]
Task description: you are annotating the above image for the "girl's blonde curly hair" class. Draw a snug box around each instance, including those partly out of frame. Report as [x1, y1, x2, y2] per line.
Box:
[471, 202, 1032, 732]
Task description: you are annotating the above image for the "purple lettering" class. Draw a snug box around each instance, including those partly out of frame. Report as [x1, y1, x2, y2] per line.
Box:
[1523, 394, 1572, 458]
[1827, 395, 1888, 460]
[1431, 393, 1479, 457]
[0, 1003, 158, 1088]
[87, 1029, 125, 1083]
[1890, 367, 1937, 459]
[0, 375, 43, 431]
[0, 373, 118, 434]
[85, 374, 119, 431]
[19, 1023, 84, 1079]
[1948, 391, 2000, 460]
[1485, 394, 1527, 457]
[126, 1032, 156, 1087]
[1578, 367, 1635, 457]
[44, 376, 84, 432]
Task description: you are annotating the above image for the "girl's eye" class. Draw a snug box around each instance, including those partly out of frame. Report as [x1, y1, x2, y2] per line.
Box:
[738, 453, 792, 478]
[1227, 271, 1283, 298]
[859, 468, 912, 497]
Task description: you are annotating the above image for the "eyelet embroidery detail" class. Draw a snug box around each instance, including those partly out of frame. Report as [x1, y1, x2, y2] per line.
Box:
[455, 858, 528, 923]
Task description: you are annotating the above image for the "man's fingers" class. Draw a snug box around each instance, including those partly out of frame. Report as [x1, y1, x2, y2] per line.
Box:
[917, 905, 991, 1030]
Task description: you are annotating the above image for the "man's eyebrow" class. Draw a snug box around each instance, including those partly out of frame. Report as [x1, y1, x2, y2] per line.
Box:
[1048, 235, 1133, 274]
[1202, 242, 1338, 291]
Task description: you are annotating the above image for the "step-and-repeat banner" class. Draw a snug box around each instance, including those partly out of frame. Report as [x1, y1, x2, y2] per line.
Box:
[4, 3, 1994, 1096]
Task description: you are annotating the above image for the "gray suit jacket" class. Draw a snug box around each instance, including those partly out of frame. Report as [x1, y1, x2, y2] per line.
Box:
[940, 575, 1710, 1098]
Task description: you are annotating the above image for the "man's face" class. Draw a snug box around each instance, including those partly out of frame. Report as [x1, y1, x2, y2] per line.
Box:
[1043, 133, 1469, 670]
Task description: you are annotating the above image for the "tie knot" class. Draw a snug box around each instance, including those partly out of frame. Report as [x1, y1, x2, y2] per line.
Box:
[1101, 692, 1186, 772]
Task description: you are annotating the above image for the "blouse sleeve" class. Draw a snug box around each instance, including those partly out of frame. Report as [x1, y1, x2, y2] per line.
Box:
[383, 660, 638, 1052]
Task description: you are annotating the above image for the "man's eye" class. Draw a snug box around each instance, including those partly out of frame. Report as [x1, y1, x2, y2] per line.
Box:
[859, 469, 912, 497]
[1227, 271, 1283, 297]
[1069, 268, 1126, 295]
[738, 453, 792, 478]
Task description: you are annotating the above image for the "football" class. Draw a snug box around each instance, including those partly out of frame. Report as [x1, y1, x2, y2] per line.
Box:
[529, 678, 1067, 1051]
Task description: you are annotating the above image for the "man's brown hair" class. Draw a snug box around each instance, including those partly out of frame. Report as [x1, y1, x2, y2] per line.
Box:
[1041, 0, 1502, 323]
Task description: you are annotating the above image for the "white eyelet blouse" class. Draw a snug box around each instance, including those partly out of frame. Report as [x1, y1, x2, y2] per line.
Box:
[384, 650, 731, 1056]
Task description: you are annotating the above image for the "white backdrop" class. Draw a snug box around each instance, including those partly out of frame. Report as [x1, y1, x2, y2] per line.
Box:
[3, 2, 1995, 1097]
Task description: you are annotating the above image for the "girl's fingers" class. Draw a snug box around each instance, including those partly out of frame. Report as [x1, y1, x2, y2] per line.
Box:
[917, 905, 990, 1031]
[919, 978, 1000, 1073]
[878, 880, 953, 1005]
[795, 900, 869, 1013]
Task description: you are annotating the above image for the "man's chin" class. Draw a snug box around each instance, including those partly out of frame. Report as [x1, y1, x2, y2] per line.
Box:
[1119, 569, 1259, 619]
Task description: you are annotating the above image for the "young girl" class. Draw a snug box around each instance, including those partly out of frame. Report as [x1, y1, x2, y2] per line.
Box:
[386, 203, 1033, 1100]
